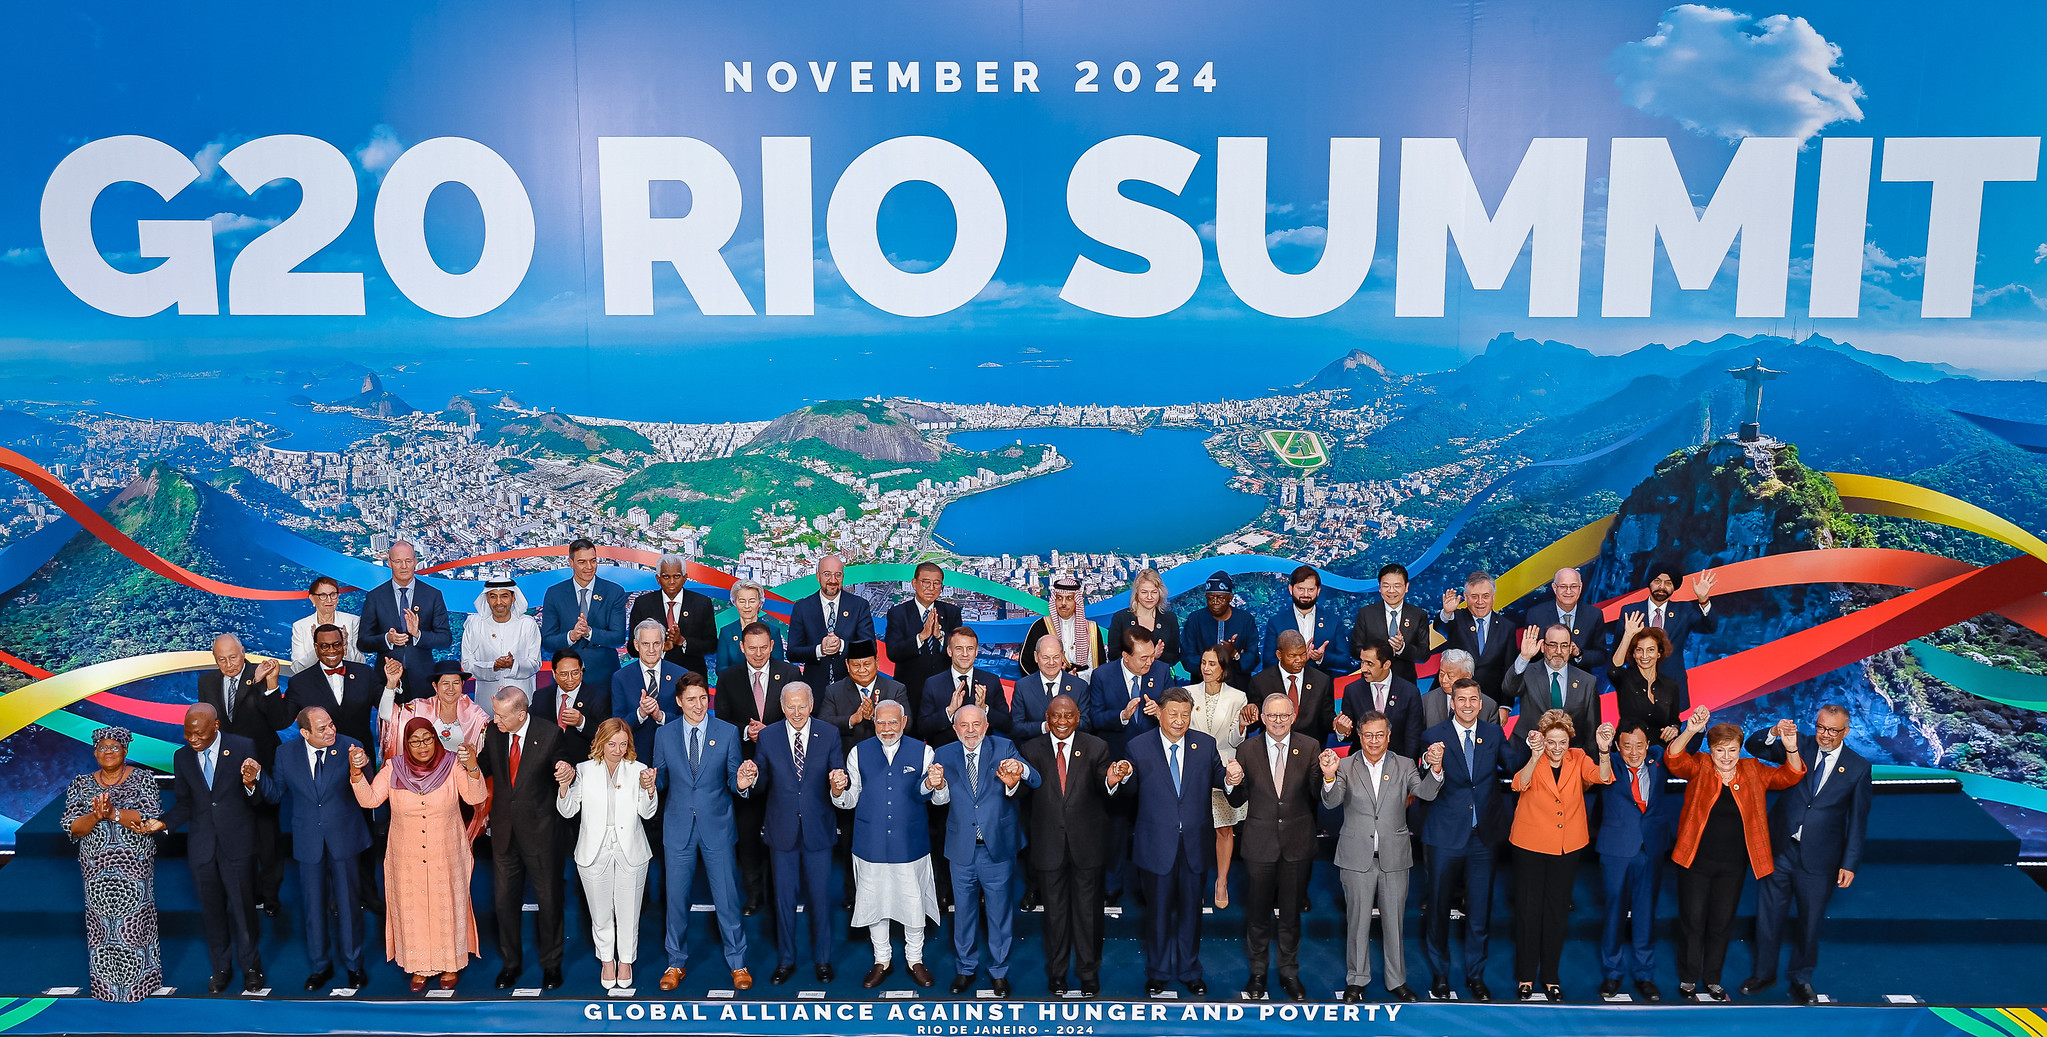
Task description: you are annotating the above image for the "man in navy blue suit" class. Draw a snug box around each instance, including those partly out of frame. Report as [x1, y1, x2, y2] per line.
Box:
[1416, 677, 1528, 1002]
[160, 703, 278, 994]
[881, 562, 963, 722]
[539, 538, 627, 698]
[612, 619, 684, 763]
[1350, 563, 1433, 686]
[267, 706, 372, 992]
[917, 626, 1010, 747]
[718, 621, 803, 915]
[1433, 571, 1518, 706]
[1012, 635, 1086, 742]
[354, 540, 451, 700]
[1086, 626, 1173, 905]
[931, 705, 1038, 997]
[1336, 639, 1425, 759]
[741, 683, 846, 985]
[1595, 721, 1675, 1002]
[788, 554, 876, 690]
[1109, 686, 1243, 997]
[285, 624, 381, 750]
[1610, 565, 1720, 658]
[1740, 706, 1873, 1004]
[1518, 568, 1603, 674]
[1262, 565, 1355, 679]
[650, 673, 753, 991]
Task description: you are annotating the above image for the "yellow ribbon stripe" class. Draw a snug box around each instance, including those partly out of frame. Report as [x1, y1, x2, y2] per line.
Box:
[1830, 472, 2047, 566]
[0, 651, 276, 744]
[1494, 514, 1618, 606]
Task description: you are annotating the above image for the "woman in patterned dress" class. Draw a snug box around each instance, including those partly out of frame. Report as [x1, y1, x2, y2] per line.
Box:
[62, 726, 165, 1002]
[351, 715, 488, 992]
[1184, 646, 1253, 908]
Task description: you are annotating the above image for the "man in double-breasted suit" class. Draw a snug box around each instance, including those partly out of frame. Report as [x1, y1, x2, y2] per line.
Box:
[1226, 692, 1323, 1001]
[1596, 721, 1676, 1002]
[195, 633, 292, 914]
[651, 673, 752, 991]
[476, 683, 576, 991]
[161, 703, 277, 993]
[931, 708, 1038, 996]
[1416, 677, 1529, 1001]
[741, 683, 846, 984]
[1019, 695, 1116, 997]
[1509, 624, 1601, 751]
[717, 621, 802, 914]
[1320, 710, 1442, 1003]
[266, 706, 372, 991]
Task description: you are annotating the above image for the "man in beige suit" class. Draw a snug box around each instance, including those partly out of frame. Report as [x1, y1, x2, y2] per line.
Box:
[1320, 711, 1442, 1003]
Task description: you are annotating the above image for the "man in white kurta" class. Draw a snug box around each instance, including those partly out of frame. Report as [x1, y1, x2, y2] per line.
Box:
[463, 579, 541, 708]
[831, 700, 943, 988]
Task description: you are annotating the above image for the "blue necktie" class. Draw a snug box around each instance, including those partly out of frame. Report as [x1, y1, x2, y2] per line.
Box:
[398, 585, 411, 619]
[1168, 742, 1182, 795]
[689, 726, 702, 773]
[1477, 615, 1489, 647]
[1462, 728, 1476, 826]
[200, 747, 215, 789]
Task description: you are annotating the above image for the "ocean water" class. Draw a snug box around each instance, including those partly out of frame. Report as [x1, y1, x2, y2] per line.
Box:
[933, 427, 1267, 557]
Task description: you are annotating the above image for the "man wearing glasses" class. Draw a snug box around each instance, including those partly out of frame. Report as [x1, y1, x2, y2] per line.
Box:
[290, 576, 363, 675]
[1508, 624, 1599, 751]
[1225, 694, 1320, 1001]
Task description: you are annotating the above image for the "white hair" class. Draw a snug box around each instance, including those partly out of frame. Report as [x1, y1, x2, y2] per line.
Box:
[657, 552, 688, 573]
[492, 686, 530, 710]
[633, 618, 667, 642]
[781, 682, 813, 708]
[211, 632, 244, 652]
[874, 699, 906, 720]
[1439, 648, 1475, 675]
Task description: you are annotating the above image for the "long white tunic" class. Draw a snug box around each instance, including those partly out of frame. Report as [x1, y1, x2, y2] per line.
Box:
[463, 587, 542, 705]
[832, 738, 941, 929]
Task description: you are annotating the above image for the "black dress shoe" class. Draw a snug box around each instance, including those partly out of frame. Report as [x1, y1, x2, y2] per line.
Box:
[1146, 980, 1166, 997]
[1516, 984, 1536, 1002]
[1429, 979, 1451, 1000]
[346, 969, 369, 990]
[1598, 977, 1621, 998]
[1341, 985, 1363, 1003]
[815, 964, 834, 983]
[1544, 983, 1564, 1003]
[909, 963, 935, 987]
[1469, 979, 1491, 1002]
[1243, 979, 1268, 1000]
[1678, 982, 1696, 999]
[260, 901, 279, 918]
[952, 973, 976, 994]
[207, 972, 231, 995]
[1079, 979, 1100, 998]
[1389, 984, 1418, 1003]
[1048, 978, 1068, 995]
[305, 967, 334, 991]
[542, 968, 564, 990]
[863, 963, 895, 989]
[1740, 976, 1774, 997]
[1186, 980, 1207, 997]
[1791, 982, 1817, 1005]
[242, 969, 265, 993]
[1704, 983, 1730, 1002]
[1635, 980, 1662, 1003]
[495, 968, 519, 990]
[743, 896, 764, 917]
[1280, 977, 1306, 1002]
[992, 978, 1011, 998]
[770, 965, 797, 985]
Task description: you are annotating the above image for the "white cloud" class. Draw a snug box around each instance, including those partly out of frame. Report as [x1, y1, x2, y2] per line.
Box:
[1862, 242, 1924, 283]
[1610, 5, 1864, 143]
[1973, 282, 2047, 317]
[1264, 226, 1328, 249]
[0, 247, 44, 266]
[2033, 243, 2047, 264]
[354, 124, 405, 180]
[209, 212, 281, 239]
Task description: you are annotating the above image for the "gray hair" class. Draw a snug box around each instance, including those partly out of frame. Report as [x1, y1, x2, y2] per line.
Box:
[657, 552, 688, 573]
[211, 632, 244, 653]
[731, 579, 765, 601]
[780, 682, 814, 708]
[492, 686, 530, 710]
[1262, 692, 1294, 711]
[953, 704, 987, 724]
[1439, 648, 1475, 676]
[874, 699, 907, 720]
[1465, 570, 1495, 590]
[633, 618, 667, 642]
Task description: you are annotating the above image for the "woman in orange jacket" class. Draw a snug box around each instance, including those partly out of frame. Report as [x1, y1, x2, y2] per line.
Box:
[1508, 709, 1615, 1002]
[1663, 707, 1806, 1001]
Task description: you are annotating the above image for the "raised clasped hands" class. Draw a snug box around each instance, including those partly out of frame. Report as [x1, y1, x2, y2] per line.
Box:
[1595, 723, 1616, 753]
[348, 745, 370, 772]
[1318, 749, 1339, 780]
[1332, 713, 1354, 738]
[924, 763, 945, 790]
[828, 769, 850, 795]
[736, 759, 759, 790]
[1425, 742, 1445, 770]
[640, 767, 658, 791]
[240, 758, 260, 787]
[1107, 759, 1134, 786]
[996, 758, 1025, 788]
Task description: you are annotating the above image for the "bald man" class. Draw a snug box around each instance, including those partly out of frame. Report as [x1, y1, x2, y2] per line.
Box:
[356, 540, 452, 699]
[195, 633, 292, 913]
[1520, 568, 1603, 676]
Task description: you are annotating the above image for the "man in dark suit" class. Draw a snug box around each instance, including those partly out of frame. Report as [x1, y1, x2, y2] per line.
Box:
[718, 620, 803, 914]
[627, 553, 720, 679]
[740, 683, 846, 985]
[881, 562, 962, 721]
[1337, 639, 1425, 758]
[917, 626, 1010, 746]
[1508, 624, 1601, 751]
[818, 639, 907, 908]
[1020, 695, 1116, 996]
[931, 706, 1038, 996]
[788, 554, 875, 690]
[1085, 625, 1172, 905]
[538, 538, 628, 698]
[266, 706, 372, 991]
[612, 620, 683, 764]
[476, 681, 576, 991]
[1011, 635, 1086, 742]
[1183, 571, 1261, 686]
[1416, 677, 1529, 1002]
[160, 703, 276, 994]
[1518, 568, 1602, 673]
[531, 648, 608, 760]
[1226, 692, 1322, 1001]
[196, 633, 291, 914]
[1740, 706, 1874, 1004]
[1249, 630, 1336, 746]
[1350, 563, 1432, 685]
[1262, 565, 1355, 679]
[354, 540, 451, 700]
[1433, 571, 1518, 706]
[1112, 687, 1243, 997]
[1596, 721, 1675, 1002]
[1611, 565, 1720, 658]
[285, 624, 380, 752]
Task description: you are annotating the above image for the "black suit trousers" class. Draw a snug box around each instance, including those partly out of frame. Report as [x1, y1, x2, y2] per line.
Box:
[191, 853, 262, 975]
[492, 826, 565, 972]
[1034, 860, 1103, 984]
[251, 800, 284, 904]
[1242, 858, 1311, 980]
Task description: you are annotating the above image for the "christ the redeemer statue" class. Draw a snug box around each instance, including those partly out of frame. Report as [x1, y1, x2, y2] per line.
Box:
[1729, 358, 1782, 443]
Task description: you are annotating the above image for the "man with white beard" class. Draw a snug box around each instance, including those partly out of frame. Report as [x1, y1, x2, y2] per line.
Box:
[832, 699, 943, 990]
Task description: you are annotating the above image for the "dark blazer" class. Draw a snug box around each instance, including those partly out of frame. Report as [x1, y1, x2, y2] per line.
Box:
[1349, 601, 1433, 685]
[1433, 607, 1519, 703]
[284, 661, 380, 751]
[1610, 664, 1690, 743]
[1124, 730, 1231, 875]
[787, 592, 875, 689]
[1019, 616, 1107, 677]
[1009, 670, 1087, 741]
[917, 667, 1010, 747]
[715, 617, 787, 676]
[1744, 731, 1874, 876]
[1183, 608, 1262, 683]
[610, 658, 684, 762]
[1520, 599, 1605, 672]
[477, 718, 574, 855]
[817, 675, 909, 747]
[1262, 605, 1355, 677]
[1612, 598, 1717, 656]
[1595, 753, 1677, 859]
[1510, 661, 1601, 752]
[715, 659, 802, 757]
[161, 733, 277, 864]
[1249, 664, 1337, 746]
[356, 579, 452, 698]
[1085, 660, 1172, 757]
[932, 734, 1037, 862]
[751, 721, 844, 852]
[266, 735, 373, 863]
[1338, 674, 1426, 759]
[1226, 731, 1322, 862]
[1416, 717, 1527, 852]
[196, 664, 293, 769]
[627, 588, 719, 679]
[1106, 608, 1183, 672]
[538, 576, 628, 693]
[1019, 731, 1116, 870]
[530, 678, 611, 760]
[881, 598, 961, 717]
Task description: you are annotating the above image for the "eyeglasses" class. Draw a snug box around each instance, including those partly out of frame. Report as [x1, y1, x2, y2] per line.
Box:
[1357, 731, 1388, 741]
[310, 591, 340, 599]
[1542, 641, 1574, 650]
[1263, 712, 1295, 722]
[1816, 723, 1848, 735]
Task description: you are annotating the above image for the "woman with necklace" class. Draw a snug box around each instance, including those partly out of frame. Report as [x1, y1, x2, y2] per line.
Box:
[63, 726, 168, 1002]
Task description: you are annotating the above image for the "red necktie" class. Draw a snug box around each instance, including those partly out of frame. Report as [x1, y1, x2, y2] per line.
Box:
[1287, 674, 1299, 708]
[1630, 765, 1646, 812]
[558, 692, 572, 730]
[1056, 740, 1068, 793]
[507, 732, 522, 789]
[666, 600, 678, 635]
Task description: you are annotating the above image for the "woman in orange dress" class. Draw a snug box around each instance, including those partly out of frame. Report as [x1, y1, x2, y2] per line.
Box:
[351, 715, 487, 992]
[1507, 709, 1615, 1002]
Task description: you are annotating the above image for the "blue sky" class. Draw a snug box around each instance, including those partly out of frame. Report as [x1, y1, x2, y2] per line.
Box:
[3, 0, 2046, 410]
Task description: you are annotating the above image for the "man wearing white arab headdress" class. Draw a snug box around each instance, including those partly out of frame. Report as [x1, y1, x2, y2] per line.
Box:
[464, 578, 542, 709]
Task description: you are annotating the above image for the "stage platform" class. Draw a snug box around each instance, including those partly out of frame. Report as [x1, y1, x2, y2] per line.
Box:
[1, 780, 2043, 1036]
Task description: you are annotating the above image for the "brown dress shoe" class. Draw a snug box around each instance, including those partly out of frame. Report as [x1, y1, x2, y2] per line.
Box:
[409, 974, 429, 994]
[732, 969, 754, 991]
[440, 971, 459, 990]
[660, 968, 686, 991]
[908, 963, 935, 987]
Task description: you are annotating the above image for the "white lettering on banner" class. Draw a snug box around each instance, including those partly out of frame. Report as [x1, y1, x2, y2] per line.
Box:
[1881, 136, 2042, 318]
[597, 136, 754, 316]
[372, 136, 535, 318]
[218, 134, 364, 315]
[761, 137, 815, 315]
[1601, 136, 1798, 318]
[40, 135, 217, 316]
[1809, 137, 1874, 319]
[1060, 135, 1205, 318]
[567, 999, 1409, 1028]
[1215, 137, 1379, 317]
[1395, 138, 1587, 318]
[724, 60, 1210, 94]
[825, 136, 1007, 317]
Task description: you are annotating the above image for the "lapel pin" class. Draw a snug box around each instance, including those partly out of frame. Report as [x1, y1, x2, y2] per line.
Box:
[1475, 737, 1483, 744]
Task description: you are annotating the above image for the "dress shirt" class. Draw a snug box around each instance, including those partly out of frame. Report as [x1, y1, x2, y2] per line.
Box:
[1293, 606, 1316, 644]
[944, 668, 976, 719]
[306, 740, 331, 781]
[1264, 734, 1287, 797]
[786, 721, 812, 759]
[679, 714, 709, 766]
[385, 580, 419, 646]
[1361, 753, 1388, 849]
[196, 736, 257, 796]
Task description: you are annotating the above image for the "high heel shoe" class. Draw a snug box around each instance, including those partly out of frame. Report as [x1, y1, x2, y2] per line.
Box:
[1213, 884, 1230, 910]
[619, 967, 633, 989]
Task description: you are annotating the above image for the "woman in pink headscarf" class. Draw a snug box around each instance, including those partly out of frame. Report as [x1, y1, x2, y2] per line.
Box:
[351, 715, 487, 992]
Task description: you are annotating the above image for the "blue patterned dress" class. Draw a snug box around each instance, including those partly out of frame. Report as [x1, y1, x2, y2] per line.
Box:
[62, 769, 163, 1002]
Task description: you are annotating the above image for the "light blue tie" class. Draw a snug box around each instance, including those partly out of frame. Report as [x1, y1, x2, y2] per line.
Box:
[1168, 742, 1182, 795]
[1477, 615, 1489, 647]
[200, 746, 215, 789]
[1462, 728, 1476, 826]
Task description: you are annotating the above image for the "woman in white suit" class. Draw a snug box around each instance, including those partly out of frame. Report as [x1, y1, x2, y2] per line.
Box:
[1184, 645, 1253, 908]
[556, 716, 658, 989]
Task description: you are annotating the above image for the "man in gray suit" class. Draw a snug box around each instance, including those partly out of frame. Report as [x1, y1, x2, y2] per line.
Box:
[1507, 624, 1599, 750]
[1319, 711, 1441, 1003]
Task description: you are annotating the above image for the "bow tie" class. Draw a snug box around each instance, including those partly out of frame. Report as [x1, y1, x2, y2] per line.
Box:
[325, 667, 346, 676]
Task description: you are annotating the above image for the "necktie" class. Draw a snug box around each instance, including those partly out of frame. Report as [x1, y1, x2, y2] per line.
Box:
[752, 670, 766, 716]
[960, 673, 971, 705]
[967, 748, 980, 798]
[558, 692, 573, 729]
[314, 748, 324, 785]
[1461, 728, 1476, 825]
[1812, 750, 1832, 794]
[1388, 608, 1400, 638]
[1168, 742, 1182, 794]
[666, 599, 677, 635]
[1477, 615, 1489, 647]
[1650, 605, 1664, 629]
[1630, 765, 1647, 811]
[398, 585, 411, 621]
[689, 726, 702, 772]
[1287, 673, 1299, 708]
[1055, 740, 1068, 793]
[577, 586, 591, 626]
[793, 728, 806, 780]
[1374, 681, 1388, 713]
[507, 731, 522, 789]
[1549, 671, 1563, 711]
[1271, 738, 1283, 798]
[201, 747, 215, 788]
[825, 598, 837, 631]
[224, 677, 237, 723]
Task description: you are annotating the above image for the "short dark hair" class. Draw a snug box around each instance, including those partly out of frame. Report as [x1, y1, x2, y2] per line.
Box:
[741, 621, 773, 641]
[1288, 565, 1319, 587]
[1450, 677, 1484, 698]
[1377, 563, 1409, 582]
[913, 561, 944, 581]
[312, 622, 344, 639]
[551, 648, 583, 668]
[1159, 686, 1194, 709]
[295, 706, 329, 734]
[949, 624, 980, 646]
[308, 575, 339, 595]
[567, 537, 598, 557]
[1120, 624, 1157, 653]
[1357, 638, 1394, 665]
[1615, 719, 1652, 742]
[1352, 709, 1388, 728]
[678, 670, 709, 693]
